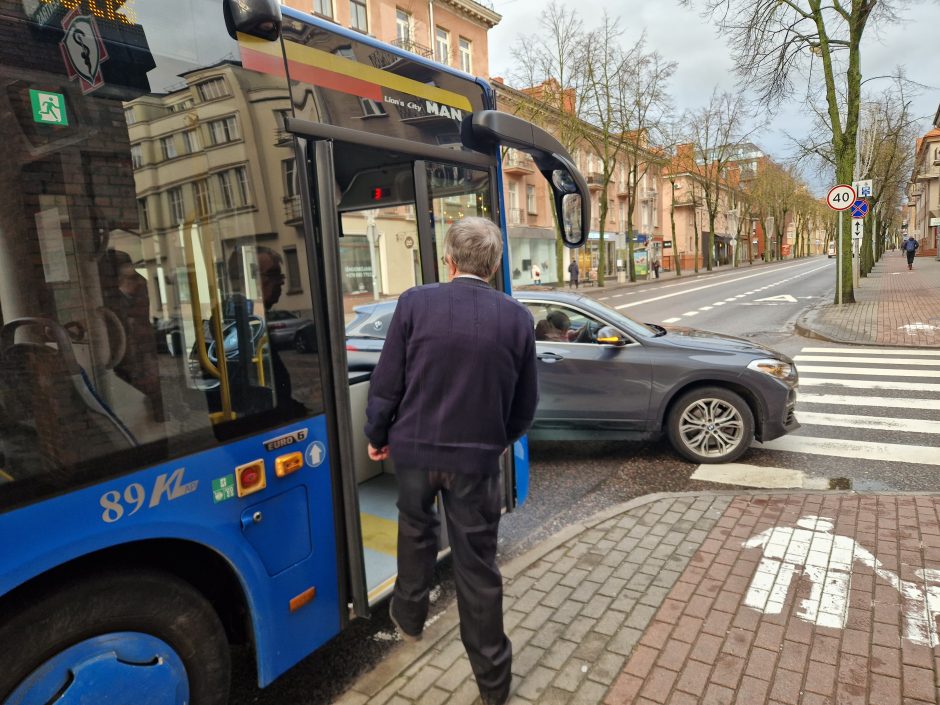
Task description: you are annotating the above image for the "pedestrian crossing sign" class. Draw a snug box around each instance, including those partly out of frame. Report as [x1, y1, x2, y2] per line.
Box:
[30, 89, 68, 126]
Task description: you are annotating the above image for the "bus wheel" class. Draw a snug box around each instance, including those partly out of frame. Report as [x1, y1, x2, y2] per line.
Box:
[0, 569, 230, 705]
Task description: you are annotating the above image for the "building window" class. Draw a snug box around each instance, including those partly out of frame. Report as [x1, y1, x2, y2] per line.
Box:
[360, 98, 386, 117]
[349, 0, 367, 31]
[218, 168, 251, 210]
[435, 27, 450, 64]
[207, 117, 239, 145]
[194, 179, 212, 218]
[130, 144, 143, 169]
[527, 184, 537, 214]
[283, 159, 298, 198]
[124, 107, 136, 125]
[314, 0, 333, 18]
[458, 37, 471, 73]
[161, 136, 177, 161]
[168, 187, 184, 224]
[284, 247, 303, 293]
[138, 197, 149, 230]
[181, 129, 200, 154]
[395, 9, 411, 42]
[196, 78, 228, 102]
[170, 99, 193, 112]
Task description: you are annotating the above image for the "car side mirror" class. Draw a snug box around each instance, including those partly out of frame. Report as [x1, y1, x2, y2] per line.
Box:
[596, 326, 627, 346]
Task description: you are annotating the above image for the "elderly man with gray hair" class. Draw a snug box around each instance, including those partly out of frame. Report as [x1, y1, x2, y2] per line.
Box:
[365, 216, 538, 705]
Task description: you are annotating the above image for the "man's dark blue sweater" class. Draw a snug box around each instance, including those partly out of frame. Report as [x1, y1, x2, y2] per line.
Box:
[365, 277, 538, 474]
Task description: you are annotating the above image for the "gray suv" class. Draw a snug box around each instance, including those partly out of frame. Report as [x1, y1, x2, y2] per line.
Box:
[518, 291, 799, 463]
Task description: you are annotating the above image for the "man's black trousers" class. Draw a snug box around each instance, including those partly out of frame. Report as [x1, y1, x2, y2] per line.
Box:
[393, 467, 511, 700]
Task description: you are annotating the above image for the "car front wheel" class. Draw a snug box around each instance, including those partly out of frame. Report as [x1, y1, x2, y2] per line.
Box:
[667, 387, 754, 464]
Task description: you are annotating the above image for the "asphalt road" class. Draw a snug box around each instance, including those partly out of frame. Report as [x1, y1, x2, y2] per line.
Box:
[232, 255, 940, 705]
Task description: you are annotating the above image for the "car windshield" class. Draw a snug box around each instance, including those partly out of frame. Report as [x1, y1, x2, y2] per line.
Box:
[582, 301, 659, 339]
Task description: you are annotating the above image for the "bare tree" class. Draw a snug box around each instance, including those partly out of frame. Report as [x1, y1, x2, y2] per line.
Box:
[685, 90, 755, 271]
[683, 0, 915, 301]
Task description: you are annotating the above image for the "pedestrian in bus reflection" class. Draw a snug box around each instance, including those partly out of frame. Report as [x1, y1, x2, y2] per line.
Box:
[568, 257, 579, 288]
[365, 217, 538, 705]
[531, 263, 541, 285]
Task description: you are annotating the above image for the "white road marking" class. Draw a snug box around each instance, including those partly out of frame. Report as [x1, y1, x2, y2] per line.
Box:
[713, 301, 726, 306]
[724, 298, 736, 302]
[755, 294, 798, 303]
[795, 355, 940, 367]
[613, 294, 624, 298]
[599, 296, 610, 300]
[614, 261, 820, 310]
[799, 378, 940, 392]
[755, 435, 940, 466]
[682, 311, 699, 317]
[700, 306, 714, 311]
[798, 394, 940, 411]
[692, 463, 811, 489]
[798, 365, 940, 378]
[662, 317, 681, 323]
[798, 411, 940, 435]
[800, 347, 940, 357]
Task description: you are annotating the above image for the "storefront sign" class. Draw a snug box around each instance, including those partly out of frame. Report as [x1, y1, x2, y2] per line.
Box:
[60, 10, 109, 94]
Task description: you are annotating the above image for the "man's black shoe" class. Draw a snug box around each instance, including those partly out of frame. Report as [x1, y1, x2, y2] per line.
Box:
[389, 597, 422, 643]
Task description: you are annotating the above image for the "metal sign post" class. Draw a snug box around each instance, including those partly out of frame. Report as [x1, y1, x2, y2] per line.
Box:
[826, 184, 856, 306]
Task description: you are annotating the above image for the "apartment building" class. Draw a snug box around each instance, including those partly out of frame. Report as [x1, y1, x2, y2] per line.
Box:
[907, 111, 940, 256]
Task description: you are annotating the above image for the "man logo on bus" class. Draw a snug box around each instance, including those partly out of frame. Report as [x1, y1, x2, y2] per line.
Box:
[60, 9, 109, 94]
[425, 100, 463, 122]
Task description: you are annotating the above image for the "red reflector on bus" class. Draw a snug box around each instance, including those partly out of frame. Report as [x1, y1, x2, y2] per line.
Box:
[289, 587, 317, 612]
[236, 460, 267, 497]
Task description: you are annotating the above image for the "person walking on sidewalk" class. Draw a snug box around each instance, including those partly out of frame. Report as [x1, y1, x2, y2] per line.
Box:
[568, 257, 579, 288]
[903, 236, 919, 270]
[530, 262, 542, 285]
[365, 217, 538, 705]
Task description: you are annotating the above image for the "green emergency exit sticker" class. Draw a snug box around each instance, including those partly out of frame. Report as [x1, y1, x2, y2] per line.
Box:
[212, 474, 236, 503]
[30, 89, 68, 126]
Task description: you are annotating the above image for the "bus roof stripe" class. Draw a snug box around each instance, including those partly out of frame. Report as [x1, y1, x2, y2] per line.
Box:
[238, 34, 472, 112]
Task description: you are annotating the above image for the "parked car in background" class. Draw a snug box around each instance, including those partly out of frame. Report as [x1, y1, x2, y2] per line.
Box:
[344, 292, 799, 463]
[266, 310, 316, 352]
[827, 242, 836, 258]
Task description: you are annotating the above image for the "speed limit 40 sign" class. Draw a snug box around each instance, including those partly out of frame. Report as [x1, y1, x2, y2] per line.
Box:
[827, 184, 856, 211]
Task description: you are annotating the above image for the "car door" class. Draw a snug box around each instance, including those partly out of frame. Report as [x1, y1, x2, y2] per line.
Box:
[520, 300, 653, 434]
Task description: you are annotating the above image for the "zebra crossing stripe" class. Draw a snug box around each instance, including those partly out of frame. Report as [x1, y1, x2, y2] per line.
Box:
[795, 355, 940, 367]
[797, 411, 940, 435]
[754, 436, 940, 466]
[799, 347, 940, 357]
[797, 365, 940, 378]
[799, 378, 940, 392]
[798, 394, 940, 411]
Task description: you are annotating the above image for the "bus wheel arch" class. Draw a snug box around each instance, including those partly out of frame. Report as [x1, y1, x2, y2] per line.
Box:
[0, 567, 230, 705]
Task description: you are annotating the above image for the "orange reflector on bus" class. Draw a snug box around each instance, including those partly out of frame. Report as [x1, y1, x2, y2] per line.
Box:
[290, 587, 317, 612]
[275, 452, 304, 478]
[236, 459, 267, 497]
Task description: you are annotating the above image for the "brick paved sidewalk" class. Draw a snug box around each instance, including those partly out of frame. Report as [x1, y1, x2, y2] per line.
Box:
[797, 252, 940, 347]
[334, 492, 940, 705]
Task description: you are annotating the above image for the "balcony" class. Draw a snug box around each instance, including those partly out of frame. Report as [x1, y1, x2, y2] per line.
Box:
[508, 208, 526, 225]
[617, 181, 631, 198]
[586, 173, 605, 190]
[640, 188, 658, 202]
[284, 195, 302, 224]
[503, 153, 534, 175]
[391, 38, 434, 59]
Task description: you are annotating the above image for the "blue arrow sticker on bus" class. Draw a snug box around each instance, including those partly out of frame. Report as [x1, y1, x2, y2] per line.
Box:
[305, 441, 326, 468]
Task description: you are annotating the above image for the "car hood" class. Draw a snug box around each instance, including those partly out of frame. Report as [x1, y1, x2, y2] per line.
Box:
[655, 325, 792, 362]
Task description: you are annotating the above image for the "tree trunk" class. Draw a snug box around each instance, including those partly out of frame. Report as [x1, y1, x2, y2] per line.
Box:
[670, 186, 681, 277]
[693, 210, 700, 273]
[597, 194, 607, 287]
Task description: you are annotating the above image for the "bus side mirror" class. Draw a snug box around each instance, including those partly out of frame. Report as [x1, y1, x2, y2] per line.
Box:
[461, 111, 590, 248]
[224, 0, 282, 41]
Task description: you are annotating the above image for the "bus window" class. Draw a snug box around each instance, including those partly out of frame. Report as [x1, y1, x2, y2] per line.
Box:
[0, 0, 324, 511]
[426, 163, 492, 283]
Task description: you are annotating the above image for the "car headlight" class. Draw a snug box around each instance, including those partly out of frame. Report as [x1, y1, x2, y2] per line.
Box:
[747, 358, 797, 384]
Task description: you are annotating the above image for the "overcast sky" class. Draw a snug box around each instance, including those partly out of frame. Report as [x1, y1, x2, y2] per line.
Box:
[487, 0, 940, 194]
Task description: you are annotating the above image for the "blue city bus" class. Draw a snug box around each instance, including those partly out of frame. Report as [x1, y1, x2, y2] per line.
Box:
[0, 0, 589, 702]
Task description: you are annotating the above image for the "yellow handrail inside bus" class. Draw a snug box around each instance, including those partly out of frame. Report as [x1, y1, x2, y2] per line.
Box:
[181, 218, 235, 423]
[253, 334, 269, 387]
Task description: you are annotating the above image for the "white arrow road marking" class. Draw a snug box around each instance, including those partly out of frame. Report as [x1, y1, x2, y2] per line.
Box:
[754, 294, 798, 303]
[754, 436, 940, 466]
[800, 346, 940, 356]
[797, 365, 940, 378]
[798, 393, 940, 411]
[799, 378, 940, 392]
[798, 411, 940, 435]
[795, 355, 940, 367]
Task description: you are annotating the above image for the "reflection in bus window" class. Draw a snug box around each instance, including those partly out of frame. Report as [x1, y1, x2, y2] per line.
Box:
[0, 0, 324, 510]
